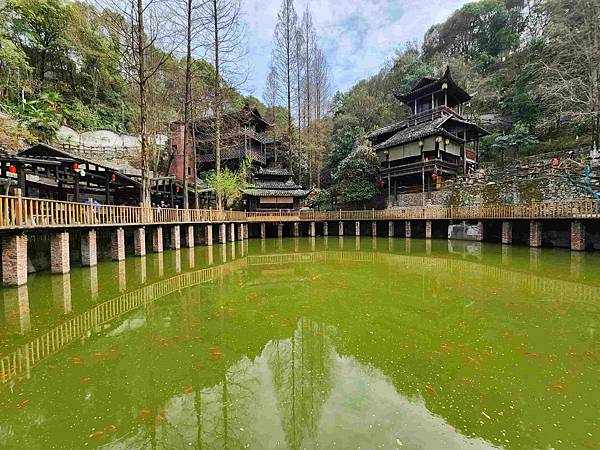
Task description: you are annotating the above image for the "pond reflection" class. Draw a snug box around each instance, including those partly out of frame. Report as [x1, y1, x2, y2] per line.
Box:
[0, 238, 599, 449]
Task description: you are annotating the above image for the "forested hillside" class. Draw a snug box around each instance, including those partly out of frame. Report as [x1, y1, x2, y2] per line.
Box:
[326, 0, 599, 188]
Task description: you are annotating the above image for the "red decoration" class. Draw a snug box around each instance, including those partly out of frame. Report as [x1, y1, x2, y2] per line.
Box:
[236, 191, 241, 198]
[431, 173, 438, 180]
[111, 174, 116, 181]
[310, 190, 317, 197]
[551, 157, 560, 167]
[176, 185, 180, 193]
[378, 180, 385, 189]
[73, 162, 79, 170]
[8, 165, 16, 174]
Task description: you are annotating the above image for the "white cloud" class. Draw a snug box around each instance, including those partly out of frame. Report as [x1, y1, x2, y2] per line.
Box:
[240, 0, 472, 100]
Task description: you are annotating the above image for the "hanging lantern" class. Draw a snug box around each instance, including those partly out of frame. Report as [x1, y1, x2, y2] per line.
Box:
[72, 162, 79, 171]
[378, 180, 385, 189]
[111, 173, 116, 181]
[431, 173, 438, 181]
[176, 185, 180, 193]
[236, 191, 241, 198]
[8, 165, 17, 174]
[310, 190, 317, 197]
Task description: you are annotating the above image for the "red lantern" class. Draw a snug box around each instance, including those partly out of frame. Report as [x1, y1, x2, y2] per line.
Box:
[431, 173, 438, 180]
[310, 190, 317, 197]
[111, 173, 116, 181]
[378, 180, 385, 189]
[8, 165, 16, 174]
[176, 185, 180, 193]
[73, 162, 79, 170]
[236, 191, 241, 198]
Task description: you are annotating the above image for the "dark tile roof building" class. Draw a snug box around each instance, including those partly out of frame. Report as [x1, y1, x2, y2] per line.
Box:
[243, 167, 308, 211]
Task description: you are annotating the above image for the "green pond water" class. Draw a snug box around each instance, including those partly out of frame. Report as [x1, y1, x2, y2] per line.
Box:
[0, 237, 599, 450]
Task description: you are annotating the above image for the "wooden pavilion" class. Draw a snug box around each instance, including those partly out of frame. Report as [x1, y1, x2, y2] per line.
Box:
[367, 67, 489, 205]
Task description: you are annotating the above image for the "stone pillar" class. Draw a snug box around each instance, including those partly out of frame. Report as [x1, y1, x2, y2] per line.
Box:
[425, 220, 432, 239]
[229, 223, 236, 242]
[238, 224, 244, 241]
[309, 221, 316, 237]
[501, 221, 512, 245]
[111, 227, 125, 261]
[244, 223, 249, 239]
[184, 225, 194, 248]
[388, 221, 394, 237]
[339, 221, 344, 236]
[405, 221, 412, 238]
[372, 221, 377, 237]
[170, 225, 181, 250]
[219, 223, 227, 244]
[2, 234, 28, 286]
[258, 223, 265, 239]
[529, 220, 542, 248]
[277, 223, 283, 238]
[293, 222, 300, 237]
[152, 226, 163, 253]
[355, 221, 360, 236]
[51, 231, 70, 273]
[571, 220, 586, 251]
[475, 220, 484, 242]
[81, 229, 97, 266]
[205, 224, 213, 246]
[323, 222, 329, 236]
[133, 227, 146, 256]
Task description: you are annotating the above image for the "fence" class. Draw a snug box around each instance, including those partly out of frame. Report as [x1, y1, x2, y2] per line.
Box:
[0, 195, 598, 229]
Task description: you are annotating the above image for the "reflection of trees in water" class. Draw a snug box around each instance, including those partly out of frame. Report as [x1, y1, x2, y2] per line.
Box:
[267, 319, 334, 450]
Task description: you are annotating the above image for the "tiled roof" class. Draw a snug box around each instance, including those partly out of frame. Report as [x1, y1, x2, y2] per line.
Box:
[373, 117, 462, 151]
[366, 121, 408, 139]
[253, 180, 303, 190]
[243, 188, 309, 197]
[258, 167, 292, 176]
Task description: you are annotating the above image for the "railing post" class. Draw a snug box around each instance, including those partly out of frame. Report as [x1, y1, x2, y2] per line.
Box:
[15, 188, 23, 226]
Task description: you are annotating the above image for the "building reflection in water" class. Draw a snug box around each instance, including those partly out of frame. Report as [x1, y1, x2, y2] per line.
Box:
[51, 273, 72, 315]
[294, 237, 300, 253]
[405, 238, 411, 253]
[324, 236, 329, 250]
[174, 249, 182, 274]
[529, 247, 541, 271]
[310, 237, 316, 252]
[220, 243, 227, 264]
[155, 252, 164, 278]
[231, 241, 236, 259]
[207, 245, 214, 266]
[502, 244, 512, 266]
[134, 256, 147, 285]
[3, 285, 30, 335]
[571, 252, 583, 278]
[338, 236, 344, 250]
[187, 248, 195, 269]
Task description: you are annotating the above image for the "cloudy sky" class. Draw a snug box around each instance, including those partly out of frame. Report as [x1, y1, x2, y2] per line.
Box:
[240, 0, 472, 100]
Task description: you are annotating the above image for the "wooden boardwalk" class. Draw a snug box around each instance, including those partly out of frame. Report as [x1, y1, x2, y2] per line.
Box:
[0, 194, 598, 230]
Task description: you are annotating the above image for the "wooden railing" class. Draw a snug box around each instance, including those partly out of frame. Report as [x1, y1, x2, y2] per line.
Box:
[0, 195, 598, 229]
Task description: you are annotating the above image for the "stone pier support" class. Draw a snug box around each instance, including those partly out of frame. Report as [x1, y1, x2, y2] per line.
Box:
[571, 220, 586, 251]
[2, 234, 28, 286]
[152, 226, 163, 253]
[323, 222, 329, 236]
[293, 222, 300, 237]
[405, 221, 412, 238]
[219, 224, 227, 244]
[501, 221, 512, 245]
[244, 223, 249, 239]
[260, 223, 266, 239]
[133, 227, 146, 256]
[529, 220, 542, 248]
[238, 224, 244, 241]
[111, 227, 125, 261]
[277, 223, 283, 238]
[81, 229, 98, 266]
[339, 221, 344, 236]
[475, 220, 484, 241]
[355, 221, 360, 236]
[170, 225, 181, 250]
[205, 224, 213, 246]
[184, 225, 194, 248]
[425, 220, 432, 239]
[229, 223, 236, 242]
[309, 222, 316, 237]
[388, 221, 394, 237]
[372, 221, 377, 237]
[51, 231, 70, 273]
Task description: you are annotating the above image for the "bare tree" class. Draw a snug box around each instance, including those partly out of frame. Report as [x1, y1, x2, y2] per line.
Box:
[537, 0, 600, 149]
[293, 25, 304, 180]
[99, 0, 177, 205]
[264, 62, 280, 163]
[301, 7, 315, 187]
[198, 0, 246, 210]
[271, 0, 298, 171]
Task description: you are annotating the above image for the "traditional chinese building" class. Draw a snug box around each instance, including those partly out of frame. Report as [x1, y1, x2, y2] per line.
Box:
[242, 167, 308, 211]
[367, 67, 488, 206]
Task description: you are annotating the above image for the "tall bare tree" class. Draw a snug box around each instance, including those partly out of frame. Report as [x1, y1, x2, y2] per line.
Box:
[271, 0, 298, 171]
[100, 0, 176, 205]
[264, 62, 280, 163]
[301, 7, 315, 186]
[198, 0, 246, 210]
